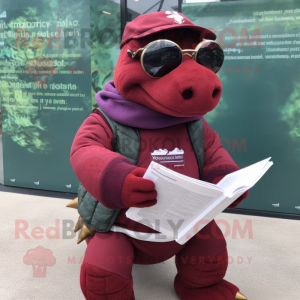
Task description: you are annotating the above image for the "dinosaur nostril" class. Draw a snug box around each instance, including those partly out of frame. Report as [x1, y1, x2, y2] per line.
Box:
[212, 87, 221, 99]
[182, 89, 193, 99]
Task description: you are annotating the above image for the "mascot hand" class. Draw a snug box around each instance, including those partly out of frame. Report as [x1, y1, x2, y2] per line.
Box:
[213, 175, 249, 209]
[122, 167, 157, 208]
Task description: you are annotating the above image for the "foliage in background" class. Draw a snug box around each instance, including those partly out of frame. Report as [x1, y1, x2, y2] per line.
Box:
[280, 80, 300, 157]
[0, 10, 50, 153]
[0, 0, 90, 153]
[90, 0, 121, 109]
[184, 1, 300, 154]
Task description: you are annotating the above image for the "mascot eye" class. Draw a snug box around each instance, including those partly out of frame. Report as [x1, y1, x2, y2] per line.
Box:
[161, 51, 180, 63]
[143, 42, 182, 78]
[196, 42, 224, 73]
[128, 40, 224, 77]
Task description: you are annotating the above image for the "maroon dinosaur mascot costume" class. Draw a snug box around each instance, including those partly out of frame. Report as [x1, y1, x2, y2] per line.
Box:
[70, 11, 249, 300]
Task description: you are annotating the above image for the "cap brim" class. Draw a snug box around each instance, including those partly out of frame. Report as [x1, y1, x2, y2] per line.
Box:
[121, 23, 216, 48]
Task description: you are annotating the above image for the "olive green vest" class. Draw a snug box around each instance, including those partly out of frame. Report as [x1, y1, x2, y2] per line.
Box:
[77, 107, 204, 232]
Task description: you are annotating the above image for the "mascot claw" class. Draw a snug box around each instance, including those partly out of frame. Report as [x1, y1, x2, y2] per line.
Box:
[235, 291, 247, 300]
[66, 198, 95, 244]
[66, 197, 78, 209]
[74, 217, 84, 233]
[77, 224, 95, 244]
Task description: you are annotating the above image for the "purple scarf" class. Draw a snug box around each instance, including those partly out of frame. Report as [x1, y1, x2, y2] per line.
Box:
[95, 81, 203, 129]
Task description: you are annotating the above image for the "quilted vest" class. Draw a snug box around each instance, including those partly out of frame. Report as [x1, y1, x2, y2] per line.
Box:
[77, 107, 205, 232]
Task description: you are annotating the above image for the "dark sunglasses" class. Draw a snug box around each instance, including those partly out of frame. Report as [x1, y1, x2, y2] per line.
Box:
[127, 39, 224, 78]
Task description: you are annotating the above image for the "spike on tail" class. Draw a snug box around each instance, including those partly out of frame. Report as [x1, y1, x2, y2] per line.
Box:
[66, 197, 78, 209]
[235, 292, 247, 300]
[74, 217, 84, 233]
[77, 224, 96, 244]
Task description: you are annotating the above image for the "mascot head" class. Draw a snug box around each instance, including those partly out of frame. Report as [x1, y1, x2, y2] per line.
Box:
[114, 11, 223, 117]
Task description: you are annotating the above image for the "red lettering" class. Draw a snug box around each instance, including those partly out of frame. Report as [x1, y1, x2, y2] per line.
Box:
[255, 66, 261, 74]
[234, 66, 242, 74]
[100, 66, 107, 74]
[193, 219, 210, 239]
[240, 28, 261, 49]
[215, 219, 231, 239]
[15, 29, 30, 48]
[218, 28, 238, 49]
[67, 256, 76, 264]
[47, 28, 62, 49]
[15, 220, 30, 239]
[45, 219, 60, 239]
[78, 256, 84, 264]
[31, 227, 44, 239]
[237, 256, 243, 264]
[232, 219, 253, 239]
[181, 256, 188, 264]
[247, 256, 253, 264]
[82, 66, 89, 74]
[220, 137, 231, 151]
[32, 36, 45, 49]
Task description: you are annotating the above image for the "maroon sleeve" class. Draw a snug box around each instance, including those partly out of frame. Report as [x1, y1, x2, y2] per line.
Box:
[201, 119, 240, 183]
[70, 109, 135, 209]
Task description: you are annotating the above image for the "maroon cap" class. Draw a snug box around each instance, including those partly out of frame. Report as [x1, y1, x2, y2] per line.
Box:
[120, 11, 216, 49]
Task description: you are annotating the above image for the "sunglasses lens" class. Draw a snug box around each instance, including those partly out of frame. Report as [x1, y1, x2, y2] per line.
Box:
[196, 41, 224, 73]
[143, 41, 182, 78]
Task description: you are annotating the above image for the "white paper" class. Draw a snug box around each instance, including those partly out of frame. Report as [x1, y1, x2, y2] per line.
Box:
[126, 158, 273, 245]
[126, 163, 224, 238]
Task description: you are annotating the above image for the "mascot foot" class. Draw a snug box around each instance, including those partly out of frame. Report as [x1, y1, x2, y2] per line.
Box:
[80, 262, 134, 300]
[175, 275, 239, 300]
[235, 291, 247, 300]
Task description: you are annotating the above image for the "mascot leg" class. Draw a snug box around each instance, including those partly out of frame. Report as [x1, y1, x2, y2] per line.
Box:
[80, 231, 135, 300]
[174, 221, 239, 300]
[80, 263, 134, 300]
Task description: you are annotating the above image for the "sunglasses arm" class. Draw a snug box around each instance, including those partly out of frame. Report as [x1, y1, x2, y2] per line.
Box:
[127, 48, 144, 59]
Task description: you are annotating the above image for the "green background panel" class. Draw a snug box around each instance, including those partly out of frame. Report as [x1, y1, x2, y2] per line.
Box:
[183, 0, 300, 214]
[0, 0, 298, 215]
[90, 0, 121, 109]
[0, 0, 91, 193]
